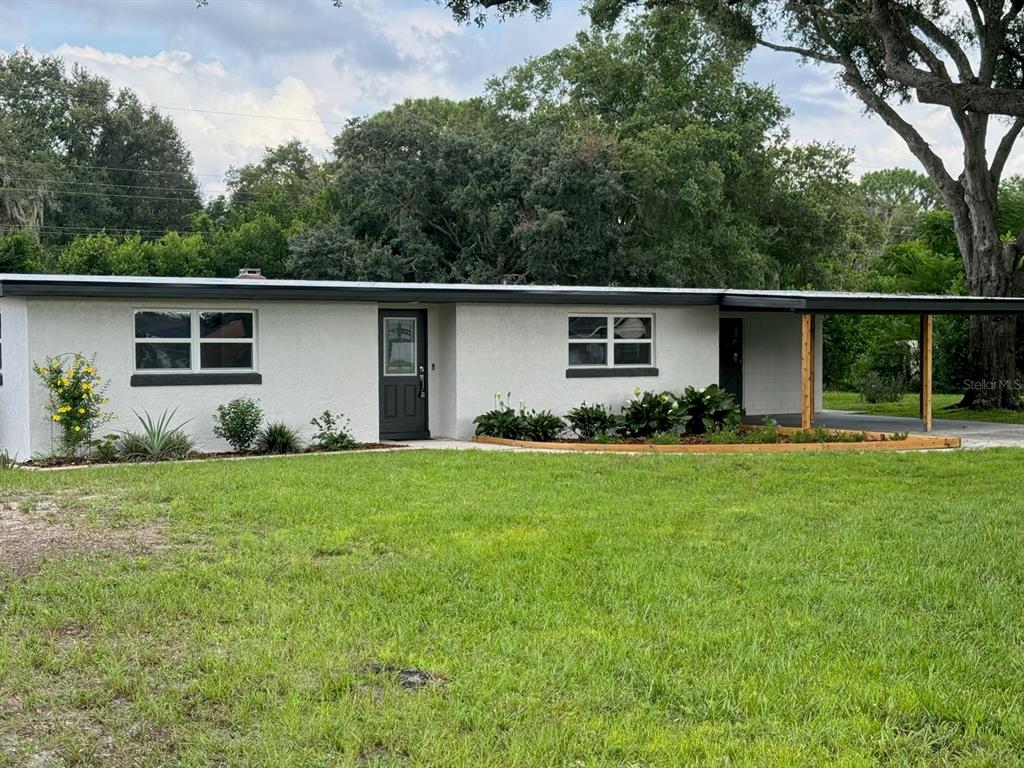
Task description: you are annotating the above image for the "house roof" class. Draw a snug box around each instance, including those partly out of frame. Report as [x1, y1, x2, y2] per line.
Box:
[2, 273, 1024, 314]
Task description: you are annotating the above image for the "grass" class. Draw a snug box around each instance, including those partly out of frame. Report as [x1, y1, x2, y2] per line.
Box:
[1, 449, 1023, 766]
[823, 390, 1024, 423]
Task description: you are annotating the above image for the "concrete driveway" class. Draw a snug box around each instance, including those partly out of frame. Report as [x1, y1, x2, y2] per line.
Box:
[757, 410, 1024, 449]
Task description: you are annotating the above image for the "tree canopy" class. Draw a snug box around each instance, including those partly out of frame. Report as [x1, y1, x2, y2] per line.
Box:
[0, 49, 201, 243]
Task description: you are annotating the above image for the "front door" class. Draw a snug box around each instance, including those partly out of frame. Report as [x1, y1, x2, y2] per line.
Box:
[719, 317, 743, 411]
[379, 309, 429, 439]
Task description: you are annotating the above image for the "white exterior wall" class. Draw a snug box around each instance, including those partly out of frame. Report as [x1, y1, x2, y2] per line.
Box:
[449, 303, 720, 438]
[0, 297, 31, 459]
[21, 297, 379, 455]
[725, 312, 823, 415]
[432, 304, 459, 438]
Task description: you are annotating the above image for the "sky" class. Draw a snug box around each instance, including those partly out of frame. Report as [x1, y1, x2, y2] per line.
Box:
[2, 0, 1019, 197]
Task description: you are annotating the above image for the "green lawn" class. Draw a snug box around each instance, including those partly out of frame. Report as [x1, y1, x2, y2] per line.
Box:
[2, 450, 1023, 767]
[823, 391, 1024, 424]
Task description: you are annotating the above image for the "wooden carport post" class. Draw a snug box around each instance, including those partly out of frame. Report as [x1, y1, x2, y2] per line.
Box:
[919, 314, 933, 432]
[801, 313, 815, 430]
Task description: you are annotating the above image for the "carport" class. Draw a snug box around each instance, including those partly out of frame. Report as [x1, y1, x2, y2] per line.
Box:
[721, 290, 1024, 432]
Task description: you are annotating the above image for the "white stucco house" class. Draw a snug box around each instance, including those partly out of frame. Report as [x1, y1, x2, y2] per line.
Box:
[2, 272, 1022, 457]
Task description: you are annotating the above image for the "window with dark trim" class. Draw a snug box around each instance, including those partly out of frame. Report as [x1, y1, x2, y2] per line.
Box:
[567, 314, 654, 368]
[134, 309, 256, 372]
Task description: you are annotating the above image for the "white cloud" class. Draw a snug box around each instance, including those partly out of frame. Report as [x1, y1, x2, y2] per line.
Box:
[749, 52, 1023, 179]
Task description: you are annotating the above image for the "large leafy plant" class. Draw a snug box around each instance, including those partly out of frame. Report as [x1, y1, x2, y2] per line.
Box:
[619, 389, 682, 437]
[678, 384, 741, 434]
[474, 393, 530, 440]
[524, 410, 565, 442]
[33, 353, 112, 457]
[565, 402, 619, 439]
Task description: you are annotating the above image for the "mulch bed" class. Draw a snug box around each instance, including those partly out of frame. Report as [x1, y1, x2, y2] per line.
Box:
[21, 443, 408, 469]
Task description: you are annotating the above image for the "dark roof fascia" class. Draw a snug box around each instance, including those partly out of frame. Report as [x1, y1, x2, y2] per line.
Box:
[721, 293, 1024, 315]
[0, 277, 721, 306]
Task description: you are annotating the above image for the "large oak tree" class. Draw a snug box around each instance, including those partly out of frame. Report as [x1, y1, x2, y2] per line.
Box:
[447, 0, 1024, 407]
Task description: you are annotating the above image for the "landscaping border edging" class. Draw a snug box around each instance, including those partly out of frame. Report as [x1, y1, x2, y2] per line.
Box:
[472, 430, 961, 453]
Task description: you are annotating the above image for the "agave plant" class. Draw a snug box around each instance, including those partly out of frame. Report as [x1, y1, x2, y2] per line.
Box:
[118, 409, 195, 461]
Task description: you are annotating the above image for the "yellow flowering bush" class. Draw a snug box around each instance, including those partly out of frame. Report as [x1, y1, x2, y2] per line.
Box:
[32, 353, 112, 456]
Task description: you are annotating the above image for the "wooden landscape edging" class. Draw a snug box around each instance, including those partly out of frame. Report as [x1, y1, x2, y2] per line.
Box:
[472, 431, 960, 454]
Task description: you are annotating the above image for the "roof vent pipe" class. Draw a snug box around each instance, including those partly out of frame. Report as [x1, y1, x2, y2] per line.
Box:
[236, 268, 266, 280]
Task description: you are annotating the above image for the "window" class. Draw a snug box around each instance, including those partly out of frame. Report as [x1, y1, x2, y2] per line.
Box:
[134, 310, 256, 372]
[568, 314, 653, 368]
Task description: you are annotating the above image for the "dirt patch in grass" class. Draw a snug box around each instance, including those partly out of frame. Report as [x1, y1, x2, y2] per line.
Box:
[366, 662, 446, 690]
[0, 496, 166, 578]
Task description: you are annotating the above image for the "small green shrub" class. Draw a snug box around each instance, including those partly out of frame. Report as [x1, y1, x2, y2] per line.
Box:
[310, 410, 358, 451]
[525, 410, 565, 442]
[474, 393, 530, 440]
[707, 418, 780, 445]
[706, 425, 741, 444]
[256, 422, 303, 454]
[0, 450, 18, 470]
[213, 397, 264, 452]
[887, 431, 910, 441]
[790, 427, 868, 443]
[650, 431, 680, 445]
[592, 433, 624, 444]
[118, 410, 194, 461]
[678, 384, 741, 434]
[565, 402, 619, 439]
[858, 371, 906, 403]
[620, 389, 682, 437]
[87, 433, 120, 461]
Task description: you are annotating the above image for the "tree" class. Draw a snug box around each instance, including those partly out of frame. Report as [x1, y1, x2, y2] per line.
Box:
[488, 7, 860, 288]
[297, 97, 627, 284]
[0, 49, 201, 244]
[224, 139, 330, 226]
[442, 0, 1024, 407]
[0, 229, 45, 272]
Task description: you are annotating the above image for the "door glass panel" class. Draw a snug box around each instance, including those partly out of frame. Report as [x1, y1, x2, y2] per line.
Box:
[384, 318, 416, 375]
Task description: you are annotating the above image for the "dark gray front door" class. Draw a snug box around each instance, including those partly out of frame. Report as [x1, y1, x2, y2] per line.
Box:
[379, 309, 429, 439]
[719, 317, 743, 411]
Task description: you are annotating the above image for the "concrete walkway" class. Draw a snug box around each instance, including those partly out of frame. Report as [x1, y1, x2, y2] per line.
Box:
[758, 410, 1024, 449]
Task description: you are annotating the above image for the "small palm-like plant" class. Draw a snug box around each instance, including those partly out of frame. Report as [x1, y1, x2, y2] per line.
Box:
[118, 409, 195, 461]
[255, 421, 303, 454]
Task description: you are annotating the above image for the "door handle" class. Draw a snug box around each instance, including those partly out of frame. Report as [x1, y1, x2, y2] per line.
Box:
[418, 365, 426, 398]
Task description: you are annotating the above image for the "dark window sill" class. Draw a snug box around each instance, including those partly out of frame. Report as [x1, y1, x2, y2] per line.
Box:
[565, 367, 659, 379]
[131, 372, 262, 387]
